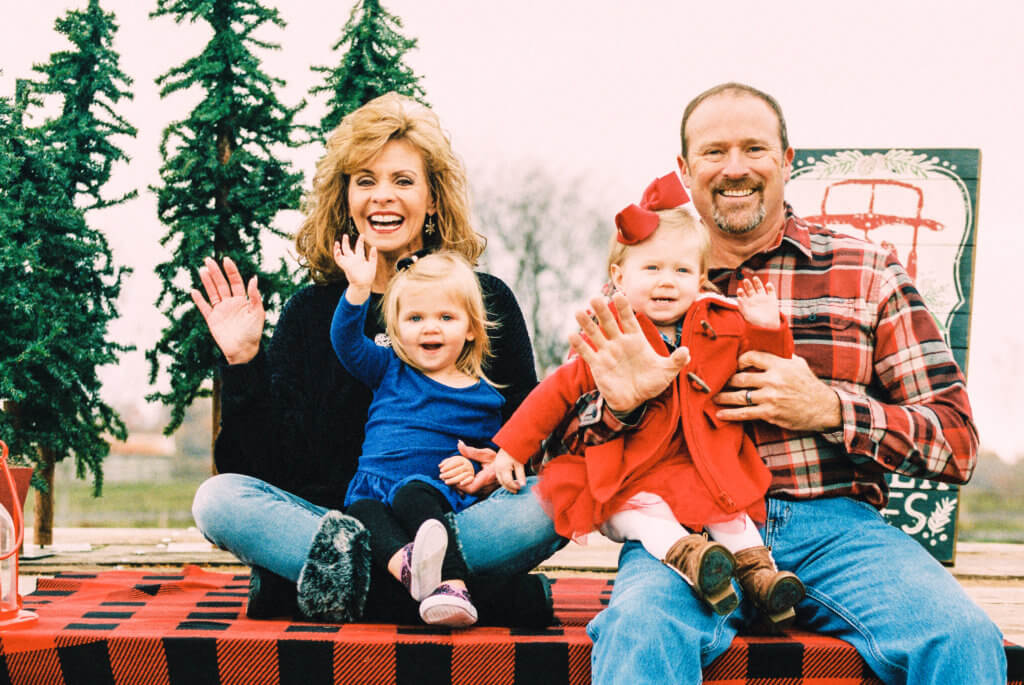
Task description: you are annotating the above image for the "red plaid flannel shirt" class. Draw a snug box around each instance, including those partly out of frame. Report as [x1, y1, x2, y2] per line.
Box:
[703, 205, 978, 506]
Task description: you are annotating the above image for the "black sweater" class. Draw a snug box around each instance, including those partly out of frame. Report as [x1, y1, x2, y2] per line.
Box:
[214, 273, 538, 511]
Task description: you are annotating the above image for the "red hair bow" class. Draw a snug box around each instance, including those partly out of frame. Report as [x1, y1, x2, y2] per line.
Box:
[614, 172, 690, 244]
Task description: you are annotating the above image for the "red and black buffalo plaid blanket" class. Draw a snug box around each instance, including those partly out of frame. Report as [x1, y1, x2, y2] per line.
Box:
[0, 565, 1019, 684]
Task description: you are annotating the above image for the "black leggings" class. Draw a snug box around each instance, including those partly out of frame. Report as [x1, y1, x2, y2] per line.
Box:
[347, 480, 469, 582]
[344, 485, 554, 627]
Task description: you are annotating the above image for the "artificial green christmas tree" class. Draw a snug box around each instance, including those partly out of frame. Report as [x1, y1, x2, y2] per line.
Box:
[1, 0, 136, 544]
[312, 0, 427, 135]
[32, 0, 138, 210]
[0, 78, 130, 544]
[147, 0, 305, 447]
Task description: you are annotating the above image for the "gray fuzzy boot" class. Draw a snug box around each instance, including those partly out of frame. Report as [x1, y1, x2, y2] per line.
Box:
[296, 510, 371, 623]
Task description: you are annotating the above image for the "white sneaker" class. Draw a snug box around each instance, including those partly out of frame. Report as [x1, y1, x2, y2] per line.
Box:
[419, 582, 478, 627]
[400, 519, 448, 601]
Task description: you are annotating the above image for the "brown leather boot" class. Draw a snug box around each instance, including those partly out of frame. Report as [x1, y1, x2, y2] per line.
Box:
[663, 534, 738, 615]
[733, 546, 805, 625]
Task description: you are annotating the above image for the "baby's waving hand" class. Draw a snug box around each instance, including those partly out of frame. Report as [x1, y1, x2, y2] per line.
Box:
[736, 277, 780, 329]
[334, 234, 378, 305]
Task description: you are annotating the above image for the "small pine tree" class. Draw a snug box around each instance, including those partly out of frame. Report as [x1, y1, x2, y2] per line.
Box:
[32, 0, 138, 211]
[311, 0, 427, 135]
[1, 1, 137, 544]
[0, 82, 130, 545]
[0, 98, 31, 410]
[147, 0, 305, 446]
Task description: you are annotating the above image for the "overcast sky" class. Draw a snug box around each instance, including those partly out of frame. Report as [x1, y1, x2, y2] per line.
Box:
[3, 1, 1023, 462]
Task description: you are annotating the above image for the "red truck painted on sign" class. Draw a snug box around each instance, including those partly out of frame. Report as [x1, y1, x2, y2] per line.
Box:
[804, 178, 943, 281]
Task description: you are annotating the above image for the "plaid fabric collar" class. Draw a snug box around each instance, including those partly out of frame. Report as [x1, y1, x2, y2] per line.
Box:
[658, 319, 684, 349]
[777, 203, 814, 259]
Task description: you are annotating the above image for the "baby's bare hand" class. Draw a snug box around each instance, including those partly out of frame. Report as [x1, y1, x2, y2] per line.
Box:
[333, 234, 377, 292]
[736, 277, 780, 329]
[439, 455, 475, 487]
[493, 449, 526, 493]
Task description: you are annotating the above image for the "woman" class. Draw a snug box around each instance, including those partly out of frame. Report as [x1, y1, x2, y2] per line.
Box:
[190, 93, 563, 625]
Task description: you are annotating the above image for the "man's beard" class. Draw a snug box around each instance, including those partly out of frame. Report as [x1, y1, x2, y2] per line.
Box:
[712, 199, 766, 235]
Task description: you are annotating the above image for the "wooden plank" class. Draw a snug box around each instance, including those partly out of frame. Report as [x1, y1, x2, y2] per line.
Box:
[960, 581, 1024, 647]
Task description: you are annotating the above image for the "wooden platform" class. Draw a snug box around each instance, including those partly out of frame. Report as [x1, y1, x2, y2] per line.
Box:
[18, 528, 1024, 647]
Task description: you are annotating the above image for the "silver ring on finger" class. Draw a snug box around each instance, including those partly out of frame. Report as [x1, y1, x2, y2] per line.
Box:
[745, 389, 754, 406]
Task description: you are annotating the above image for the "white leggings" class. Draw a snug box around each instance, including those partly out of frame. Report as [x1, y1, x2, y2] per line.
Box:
[599, 492, 764, 560]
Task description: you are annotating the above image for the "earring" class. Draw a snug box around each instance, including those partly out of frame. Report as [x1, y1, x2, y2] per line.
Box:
[424, 214, 437, 236]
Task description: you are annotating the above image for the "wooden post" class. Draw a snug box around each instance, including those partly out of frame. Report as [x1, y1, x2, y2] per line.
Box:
[208, 129, 233, 474]
[33, 447, 55, 547]
[211, 376, 221, 474]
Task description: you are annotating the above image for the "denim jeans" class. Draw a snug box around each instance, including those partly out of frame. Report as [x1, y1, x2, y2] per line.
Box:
[587, 496, 1006, 685]
[192, 473, 566, 582]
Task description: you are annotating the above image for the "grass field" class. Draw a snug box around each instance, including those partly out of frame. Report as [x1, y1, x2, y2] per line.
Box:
[53, 477, 205, 528]
[958, 491, 1024, 542]
[48, 454, 208, 529]
[37, 450, 1024, 544]
[48, 472, 1024, 544]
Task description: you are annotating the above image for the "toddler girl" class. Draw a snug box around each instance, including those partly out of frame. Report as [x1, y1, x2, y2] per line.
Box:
[492, 173, 805, 625]
[330, 238, 501, 627]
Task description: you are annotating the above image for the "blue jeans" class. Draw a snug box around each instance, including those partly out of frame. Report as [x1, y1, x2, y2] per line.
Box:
[587, 496, 1006, 685]
[192, 473, 565, 582]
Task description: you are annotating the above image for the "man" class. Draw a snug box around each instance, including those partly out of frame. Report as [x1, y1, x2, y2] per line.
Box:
[574, 83, 1005, 684]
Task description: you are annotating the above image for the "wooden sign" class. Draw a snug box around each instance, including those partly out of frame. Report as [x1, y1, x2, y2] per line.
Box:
[788, 148, 981, 565]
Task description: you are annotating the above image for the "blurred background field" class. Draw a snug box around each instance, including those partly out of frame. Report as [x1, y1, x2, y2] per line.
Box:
[50, 399, 1024, 543]
[53, 451, 1024, 541]
[954, 455, 1024, 543]
[51, 400, 213, 529]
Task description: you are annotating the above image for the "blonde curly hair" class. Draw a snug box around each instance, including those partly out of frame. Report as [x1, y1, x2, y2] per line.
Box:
[296, 92, 485, 284]
[383, 251, 493, 382]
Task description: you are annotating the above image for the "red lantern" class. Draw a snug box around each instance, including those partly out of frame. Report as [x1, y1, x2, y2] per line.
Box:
[0, 440, 37, 629]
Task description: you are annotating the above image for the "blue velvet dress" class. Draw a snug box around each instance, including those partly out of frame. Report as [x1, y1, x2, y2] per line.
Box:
[329, 295, 504, 512]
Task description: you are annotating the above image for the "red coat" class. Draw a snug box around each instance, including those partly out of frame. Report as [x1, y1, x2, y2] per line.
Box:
[494, 293, 794, 540]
